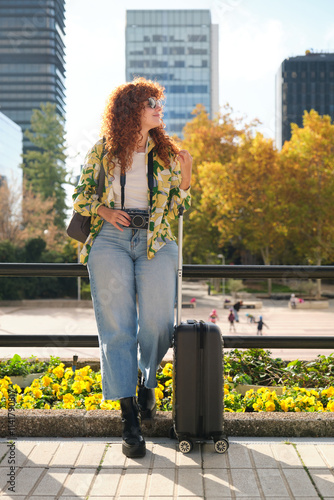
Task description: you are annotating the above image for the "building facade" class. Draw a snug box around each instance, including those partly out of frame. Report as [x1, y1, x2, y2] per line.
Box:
[276, 52, 334, 149]
[126, 10, 219, 137]
[0, 0, 66, 151]
[0, 111, 23, 186]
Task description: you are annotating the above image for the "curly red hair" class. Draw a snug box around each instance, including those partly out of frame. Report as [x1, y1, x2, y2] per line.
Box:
[101, 77, 180, 173]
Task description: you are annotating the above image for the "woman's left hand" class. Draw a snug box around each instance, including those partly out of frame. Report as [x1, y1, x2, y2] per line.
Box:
[177, 149, 192, 190]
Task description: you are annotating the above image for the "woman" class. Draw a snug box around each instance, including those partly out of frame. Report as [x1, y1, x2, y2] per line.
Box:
[72, 77, 192, 458]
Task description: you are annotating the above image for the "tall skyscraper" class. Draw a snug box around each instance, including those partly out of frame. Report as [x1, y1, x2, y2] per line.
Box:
[0, 0, 66, 151]
[0, 111, 23, 185]
[126, 10, 219, 137]
[276, 52, 334, 149]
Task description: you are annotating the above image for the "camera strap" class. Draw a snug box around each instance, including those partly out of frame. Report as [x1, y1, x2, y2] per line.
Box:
[120, 149, 154, 211]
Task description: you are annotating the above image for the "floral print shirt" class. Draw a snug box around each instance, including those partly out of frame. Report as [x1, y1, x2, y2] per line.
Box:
[72, 137, 191, 265]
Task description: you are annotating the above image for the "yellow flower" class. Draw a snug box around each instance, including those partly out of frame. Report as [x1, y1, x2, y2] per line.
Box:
[280, 400, 289, 412]
[12, 384, 22, 393]
[72, 381, 84, 394]
[52, 365, 64, 379]
[165, 379, 172, 387]
[322, 387, 334, 398]
[224, 384, 230, 395]
[155, 387, 164, 400]
[326, 400, 334, 412]
[265, 400, 276, 412]
[295, 407, 301, 412]
[162, 363, 173, 377]
[32, 388, 43, 399]
[44, 403, 50, 409]
[63, 393, 75, 405]
[41, 375, 53, 387]
[64, 368, 74, 379]
[253, 402, 263, 412]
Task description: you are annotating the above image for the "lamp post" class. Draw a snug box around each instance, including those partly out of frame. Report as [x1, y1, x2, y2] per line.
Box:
[218, 253, 225, 303]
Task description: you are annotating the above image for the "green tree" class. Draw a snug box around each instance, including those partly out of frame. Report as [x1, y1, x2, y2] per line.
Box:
[22, 102, 68, 227]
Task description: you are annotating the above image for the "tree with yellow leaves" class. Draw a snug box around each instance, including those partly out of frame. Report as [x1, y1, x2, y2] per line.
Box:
[280, 110, 334, 297]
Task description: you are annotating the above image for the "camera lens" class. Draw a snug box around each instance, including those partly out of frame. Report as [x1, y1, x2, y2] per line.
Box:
[132, 214, 145, 228]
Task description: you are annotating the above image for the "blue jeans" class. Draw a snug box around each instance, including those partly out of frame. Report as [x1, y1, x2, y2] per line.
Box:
[87, 222, 178, 401]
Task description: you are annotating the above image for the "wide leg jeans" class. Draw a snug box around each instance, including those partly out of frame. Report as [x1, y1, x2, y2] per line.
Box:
[87, 222, 178, 401]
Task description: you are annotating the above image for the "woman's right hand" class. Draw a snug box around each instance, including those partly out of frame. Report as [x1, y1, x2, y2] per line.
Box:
[97, 206, 131, 231]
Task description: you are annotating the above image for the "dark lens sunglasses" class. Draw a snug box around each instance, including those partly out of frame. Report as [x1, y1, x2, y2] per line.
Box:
[147, 97, 163, 109]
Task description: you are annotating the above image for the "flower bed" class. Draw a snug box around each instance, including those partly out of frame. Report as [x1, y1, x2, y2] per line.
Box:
[1, 359, 334, 413]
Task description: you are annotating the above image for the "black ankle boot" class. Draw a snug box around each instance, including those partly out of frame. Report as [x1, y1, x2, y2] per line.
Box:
[137, 378, 157, 421]
[120, 397, 146, 458]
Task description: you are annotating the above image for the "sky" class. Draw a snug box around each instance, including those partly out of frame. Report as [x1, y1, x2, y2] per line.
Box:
[64, 0, 334, 178]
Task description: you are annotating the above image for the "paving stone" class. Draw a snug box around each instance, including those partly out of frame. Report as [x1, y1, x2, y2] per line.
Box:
[9, 466, 45, 496]
[101, 443, 126, 468]
[318, 444, 334, 467]
[12, 440, 36, 466]
[148, 467, 175, 497]
[177, 468, 204, 497]
[248, 443, 277, 468]
[296, 444, 328, 467]
[30, 467, 70, 496]
[151, 442, 177, 468]
[0, 442, 8, 466]
[282, 468, 318, 497]
[272, 443, 303, 468]
[176, 445, 202, 468]
[202, 443, 229, 469]
[89, 468, 122, 496]
[203, 468, 232, 498]
[309, 468, 334, 497]
[24, 440, 59, 467]
[227, 443, 252, 468]
[256, 468, 290, 497]
[76, 442, 106, 467]
[118, 468, 149, 496]
[230, 469, 261, 497]
[61, 467, 96, 496]
[124, 442, 154, 468]
[50, 441, 83, 467]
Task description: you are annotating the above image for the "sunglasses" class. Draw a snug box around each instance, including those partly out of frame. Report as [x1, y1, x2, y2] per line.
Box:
[147, 97, 163, 109]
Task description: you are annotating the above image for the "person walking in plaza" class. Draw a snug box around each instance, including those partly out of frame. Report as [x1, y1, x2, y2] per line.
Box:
[256, 316, 269, 336]
[233, 300, 243, 322]
[72, 77, 192, 458]
[228, 308, 236, 332]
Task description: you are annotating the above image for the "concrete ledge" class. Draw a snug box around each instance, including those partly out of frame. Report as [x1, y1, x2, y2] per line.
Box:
[289, 301, 329, 309]
[1, 410, 333, 438]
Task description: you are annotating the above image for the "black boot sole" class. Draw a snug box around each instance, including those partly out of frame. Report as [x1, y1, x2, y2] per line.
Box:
[122, 440, 146, 458]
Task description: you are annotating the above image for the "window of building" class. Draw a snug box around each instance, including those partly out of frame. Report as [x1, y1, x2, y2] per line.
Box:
[188, 35, 207, 42]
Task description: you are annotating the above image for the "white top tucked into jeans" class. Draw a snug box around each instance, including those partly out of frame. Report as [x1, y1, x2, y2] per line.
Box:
[113, 152, 148, 210]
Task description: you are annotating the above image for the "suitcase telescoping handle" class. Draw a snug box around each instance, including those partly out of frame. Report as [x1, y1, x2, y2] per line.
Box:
[177, 206, 184, 327]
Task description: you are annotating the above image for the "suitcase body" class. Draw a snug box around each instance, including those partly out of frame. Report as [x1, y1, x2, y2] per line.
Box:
[172, 208, 229, 454]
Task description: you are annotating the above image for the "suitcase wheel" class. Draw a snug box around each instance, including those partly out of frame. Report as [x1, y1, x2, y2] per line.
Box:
[214, 438, 229, 454]
[179, 439, 193, 454]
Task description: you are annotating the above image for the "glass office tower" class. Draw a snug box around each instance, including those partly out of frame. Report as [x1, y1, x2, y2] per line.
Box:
[0, 0, 66, 152]
[0, 111, 23, 186]
[276, 52, 334, 149]
[126, 10, 219, 137]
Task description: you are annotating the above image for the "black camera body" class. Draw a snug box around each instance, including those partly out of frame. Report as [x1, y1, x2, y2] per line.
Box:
[124, 209, 149, 229]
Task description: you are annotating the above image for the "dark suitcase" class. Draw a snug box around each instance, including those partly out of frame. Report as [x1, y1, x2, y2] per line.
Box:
[172, 207, 229, 454]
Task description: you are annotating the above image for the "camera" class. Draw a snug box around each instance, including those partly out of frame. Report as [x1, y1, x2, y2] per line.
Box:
[124, 209, 149, 229]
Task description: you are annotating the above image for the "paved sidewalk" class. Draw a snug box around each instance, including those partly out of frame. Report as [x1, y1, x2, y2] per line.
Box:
[0, 437, 334, 499]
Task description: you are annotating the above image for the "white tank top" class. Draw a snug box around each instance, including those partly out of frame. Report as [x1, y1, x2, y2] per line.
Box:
[113, 152, 148, 210]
